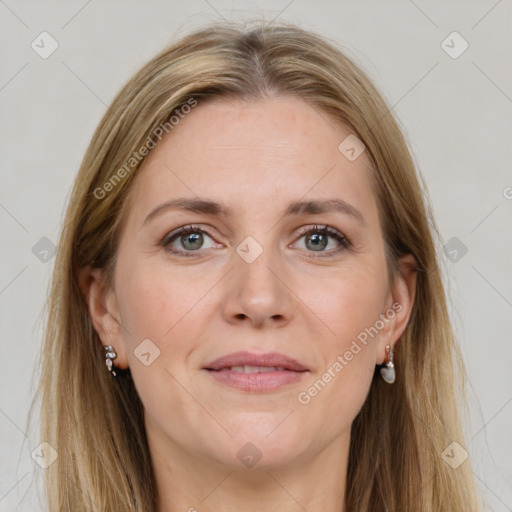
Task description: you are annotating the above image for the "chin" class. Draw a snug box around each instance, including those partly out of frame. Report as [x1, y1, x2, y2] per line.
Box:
[212, 441, 301, 472]
[214, 426, 306, 470]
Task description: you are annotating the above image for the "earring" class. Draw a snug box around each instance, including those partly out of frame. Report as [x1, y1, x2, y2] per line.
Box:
[380, 345, 395, 384]
[104, 345, 119, 377]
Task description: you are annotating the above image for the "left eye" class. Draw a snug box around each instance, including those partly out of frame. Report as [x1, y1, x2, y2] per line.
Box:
[292, 225, 351, 255]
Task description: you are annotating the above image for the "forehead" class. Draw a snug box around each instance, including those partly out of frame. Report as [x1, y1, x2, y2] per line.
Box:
[121, 96, 377, 228]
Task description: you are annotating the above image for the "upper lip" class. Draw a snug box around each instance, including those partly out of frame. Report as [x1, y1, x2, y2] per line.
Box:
[203, 351, 309, 372]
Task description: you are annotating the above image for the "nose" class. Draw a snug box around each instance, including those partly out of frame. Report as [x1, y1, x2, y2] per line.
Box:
[221, 243, 294, 329]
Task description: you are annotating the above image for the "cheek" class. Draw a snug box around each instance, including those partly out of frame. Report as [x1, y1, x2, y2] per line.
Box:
[115, 260, 208, 344]
[296, 352, 374, 452]
[296, 260, 388, 345]
[291, 262, 385, 419]
[294, 271, 380, 434]
[113, 263, 205, 423]
[114, 260, 220, 402]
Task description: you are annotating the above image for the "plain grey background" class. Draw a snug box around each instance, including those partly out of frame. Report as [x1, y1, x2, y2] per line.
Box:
[1, 1, 511, 510]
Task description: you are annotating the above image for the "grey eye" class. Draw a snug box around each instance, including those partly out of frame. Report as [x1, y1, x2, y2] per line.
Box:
[180, 232, 204, 250]
[304, 232, 328, 251]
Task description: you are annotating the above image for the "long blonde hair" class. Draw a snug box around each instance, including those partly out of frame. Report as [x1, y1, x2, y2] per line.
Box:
[36, 21, 481, 511]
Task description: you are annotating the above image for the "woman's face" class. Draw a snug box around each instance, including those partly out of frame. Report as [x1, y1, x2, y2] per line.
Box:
[87, 96, 415, 471]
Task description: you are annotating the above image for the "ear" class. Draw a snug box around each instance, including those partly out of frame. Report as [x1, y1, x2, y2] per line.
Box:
[376, 253, 417, 364]
[77, 265, 129, 369]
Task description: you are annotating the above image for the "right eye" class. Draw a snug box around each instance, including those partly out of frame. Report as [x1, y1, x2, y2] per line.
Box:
[161, 224, 220, 256]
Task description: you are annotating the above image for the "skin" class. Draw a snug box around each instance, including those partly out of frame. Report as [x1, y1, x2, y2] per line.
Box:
[80, 96, 417, 512]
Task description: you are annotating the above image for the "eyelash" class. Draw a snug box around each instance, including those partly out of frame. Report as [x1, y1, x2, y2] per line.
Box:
[161, 224, 351, 258]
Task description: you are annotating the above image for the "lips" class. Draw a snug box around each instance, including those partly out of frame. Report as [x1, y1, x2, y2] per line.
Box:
[203, 351, 309, 373]
[203, 351, 309, 391]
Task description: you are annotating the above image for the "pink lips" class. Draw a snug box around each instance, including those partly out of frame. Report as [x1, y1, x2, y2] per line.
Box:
[204, 351, 309, 372]
[203, 350, 309, 392]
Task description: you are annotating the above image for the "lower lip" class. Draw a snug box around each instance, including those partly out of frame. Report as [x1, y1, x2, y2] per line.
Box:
[205, 369, 308, 391]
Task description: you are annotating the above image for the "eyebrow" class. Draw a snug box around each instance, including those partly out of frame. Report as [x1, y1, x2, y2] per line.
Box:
[143, 197, 365, 225]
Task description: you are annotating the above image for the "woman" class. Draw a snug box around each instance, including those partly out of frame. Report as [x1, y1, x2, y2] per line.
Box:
[37, 21, 481, 511]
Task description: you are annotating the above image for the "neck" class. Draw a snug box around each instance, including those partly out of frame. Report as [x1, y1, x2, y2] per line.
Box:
[149, 428, 349, 512]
